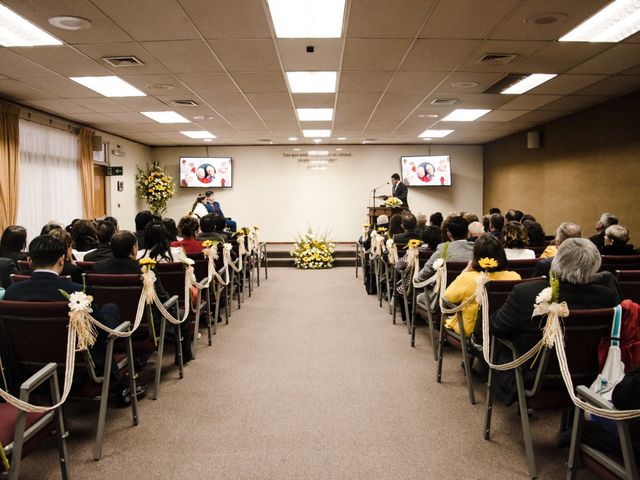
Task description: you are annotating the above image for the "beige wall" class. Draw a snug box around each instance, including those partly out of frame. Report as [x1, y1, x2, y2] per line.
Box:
[151, 144, 483, 242]
[483, 89, 640, 238]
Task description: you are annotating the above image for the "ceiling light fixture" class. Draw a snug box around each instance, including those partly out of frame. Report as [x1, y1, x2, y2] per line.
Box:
[313, 139, 323, 143]
[418, 129, 454, 138]
[70, 76, 146, 97]
[141, 111, 190, 123]
[560, 0, 640, 42]
[287, 72, 337, 93]
[451, 81, 480, 89]
[0, 4, 62, 46]
[180, 130, 216, 139]
[303, 129, 331, 138]
[48, 16, 92, 31]
[111, 145, 126, 157]
[203, 139, 213, 142]
[337, 136, 347, 140]
[288, 137, 298, 141]
[500, 73, 556, 94]
[442, 109, 491, 121]
[296, 108, 334, 121]
[417, 114, 439, 119]
[267, 0, 346, 38]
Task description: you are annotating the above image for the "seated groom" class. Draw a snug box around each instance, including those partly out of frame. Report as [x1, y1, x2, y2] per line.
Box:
[205, 190, 236, 232]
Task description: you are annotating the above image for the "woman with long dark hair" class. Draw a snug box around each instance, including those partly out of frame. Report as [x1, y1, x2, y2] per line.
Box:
[0, 225, 27, 263]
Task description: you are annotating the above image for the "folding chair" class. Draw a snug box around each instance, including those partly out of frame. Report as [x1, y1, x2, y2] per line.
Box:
[84, 273, 179, 401]
[566, 385, 638, 480]
[0, 363, 69, 480]
[15, 262, 30, 275]
[507, 258, 541, 279]
[615, 270, 640, 304]
[0, 301, 138, 460]
[75, 261, 95, 272]
[484, 308, 614, 478]
[600, 255, 640, 274]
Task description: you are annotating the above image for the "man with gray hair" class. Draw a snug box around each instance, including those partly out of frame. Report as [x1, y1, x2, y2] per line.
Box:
[535, 222, 582, 277]
[488, 238, 619, 404]
[589, 212, 618, 250]
[415, 212, 428, 237]
[602, 224, 635, 255]
[468, 221, 485, 241]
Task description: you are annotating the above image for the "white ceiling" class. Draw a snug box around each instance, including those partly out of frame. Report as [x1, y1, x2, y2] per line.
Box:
[0, 0, 639, 146]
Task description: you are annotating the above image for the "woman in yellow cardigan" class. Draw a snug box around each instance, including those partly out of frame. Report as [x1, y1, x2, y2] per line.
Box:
[443, 235, 520, 336]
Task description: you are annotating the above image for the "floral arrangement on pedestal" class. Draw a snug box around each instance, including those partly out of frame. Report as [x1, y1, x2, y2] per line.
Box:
[291, 228, 335, 270]
[385, 196, 402, 208]
[135, 162, 175, 215]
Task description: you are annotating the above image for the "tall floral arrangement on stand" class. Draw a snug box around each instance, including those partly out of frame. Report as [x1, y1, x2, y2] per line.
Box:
[135, 162, 175, 215]
[290, 228, 335, 270]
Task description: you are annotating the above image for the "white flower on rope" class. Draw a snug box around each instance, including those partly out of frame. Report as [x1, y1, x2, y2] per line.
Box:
[68, 291, 93, 313]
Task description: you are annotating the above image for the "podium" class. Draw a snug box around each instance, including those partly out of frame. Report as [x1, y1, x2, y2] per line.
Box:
[367, 206, 407, 225]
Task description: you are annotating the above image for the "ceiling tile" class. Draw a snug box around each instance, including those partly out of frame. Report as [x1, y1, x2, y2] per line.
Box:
[142, 41, 223, 73]
[574, 75, 640, 96]
[292, 94, 336, 108]
[201, 94, 252, 109]
[65, 112, 116, 124]
[511, 110, 565, 123]
[402, 39, 484, 71]
[377, 93, 425, 110]
[209, 39, 281, 72]
[530, 74, 608, 95]
[254, 109, 297, 122]
[519, 42, 611, 74]
[336, 93, 381, 111]
[245, 94, 293, 109]
[25, 99, 92, 115]
[9, 46, 111, 77]
[499, 94, 562, 110]
[177, 73, 240, 94]
[19, 77, 102, 99]
[348, 0, 436, 38]
[369, 108, 412, 122]
[105, 112, 157, 123]
[433, 71, 507, 94]
[277, 39, 342, 71]
[0, 49, 58, 79]
[74, 98, 133, 113]
[119, 74, 194, 97]
[540, 95, 608, 112]
[179, 0, 272, 39]
[342, 39, 412, 70]
[0, 80, 58, 101]
[74, 43, 169, 75]
[478, 110, 529, 122]
[569, 44, 640, 75]
[114, 96, 169, 111]
[232, 72, 288, 94]
[458, 40, 547, 72]
[339, 71, 394, 93]
[387, 71, 449, 94]
[461, 93, 513, 109]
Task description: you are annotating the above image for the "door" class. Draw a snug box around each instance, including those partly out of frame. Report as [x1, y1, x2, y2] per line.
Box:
[93, 164, 107, 218]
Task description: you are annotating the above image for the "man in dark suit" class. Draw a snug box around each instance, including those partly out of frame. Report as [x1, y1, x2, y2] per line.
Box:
[94, 230, 191, 365]
[3, 235, 144, 403]
[204, 190, 236, 232]
[392, 213, 421, 244]
[488, 238, 620, 404]
[388, 173, 408, 207]
[0, 257, 17, 289]
[84, 220, 117, 262]
[589, 212, 618, 250]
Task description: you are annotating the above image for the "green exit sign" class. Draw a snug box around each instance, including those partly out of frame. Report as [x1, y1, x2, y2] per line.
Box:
[106, 166, 123, 176]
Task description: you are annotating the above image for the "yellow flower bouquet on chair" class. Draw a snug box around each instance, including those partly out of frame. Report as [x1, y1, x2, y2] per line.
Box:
[290, 228, 335, 270]
[135, 161, 175, 215]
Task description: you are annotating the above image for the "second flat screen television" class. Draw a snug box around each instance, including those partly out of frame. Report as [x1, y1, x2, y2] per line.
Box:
[179, 157, 232, 188]
[400, 155, 451, 187]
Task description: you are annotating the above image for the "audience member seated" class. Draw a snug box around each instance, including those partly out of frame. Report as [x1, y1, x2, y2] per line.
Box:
[601, 224, 635, 255]
[2, 235, 140, 402]
[421, 225, 441, 250]
[138, 221, 184, 262]
[415, 212, 428, 237]
[489, 207, 501, 215]
[134, 210, 155, 248]
[0, 257, 17, 288]
[414, 215, 474, 283]
[393, 213, 421, 243]
[205, 190, 236, 232]
[501, 221, 535, 260]
[489, 213, 504, 238]
[103, 216, 119, 229]
[40, 221, 64, 235]
[520, 213, 536, 223]
[443, 235, 520, 336]
[468, 221, 485, 241]
[589, 212, 618, 250]
[388, 213, 403, 239]
[48, 228, 83, 283]
[482, 215, 490, 233]
[190, 193, 209, 219]
[360, 214, 388, 252]
[535, 222, 582, 276]
[523, 220, 546, 247]
[462, 212, 479, 225]
[429, 212, 443, 229]
[172, 216, 203, 254]
[197, 214, 230, 243]
[0, 225, 27, 264]
[162, 217, 178, 242]
[488, 238, 619, 404]
[504, 209, 518, 222]
[71, 219, 99, 260]
[84, 220, 117, 262]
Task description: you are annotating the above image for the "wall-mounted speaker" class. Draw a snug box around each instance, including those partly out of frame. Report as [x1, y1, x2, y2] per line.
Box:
[92, 135, 103, 151]
[527, 131, 541, 149]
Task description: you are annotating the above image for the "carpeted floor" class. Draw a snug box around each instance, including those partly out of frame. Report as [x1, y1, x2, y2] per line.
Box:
[21, 268, 593, 479]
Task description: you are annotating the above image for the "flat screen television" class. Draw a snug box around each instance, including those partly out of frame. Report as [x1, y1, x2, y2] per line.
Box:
[179, 157, 232, 188]
[400, 155, 451, 187]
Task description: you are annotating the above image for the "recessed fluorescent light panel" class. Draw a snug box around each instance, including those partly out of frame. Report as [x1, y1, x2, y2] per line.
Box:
[287, 72, 337, 93]
[141, 111, 190, 123]
[0, 4, 62, 46]
[70, 76, 146, 97]
[418, 129, 454, 138]
[296, 108, 334, 121]
[267, 0, 346, 38]
[560, 0, 640, 42]
[303, 129, 331, 138]
[501, 73, 557, 94]
[180, 130, 216, 139]
[442, 109, 491, 121]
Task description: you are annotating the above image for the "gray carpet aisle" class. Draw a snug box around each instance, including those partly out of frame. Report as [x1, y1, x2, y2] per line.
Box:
[24, 268, 589, 479]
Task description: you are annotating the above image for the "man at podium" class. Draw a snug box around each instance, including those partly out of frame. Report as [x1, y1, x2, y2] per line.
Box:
[384, 173, 408, 208]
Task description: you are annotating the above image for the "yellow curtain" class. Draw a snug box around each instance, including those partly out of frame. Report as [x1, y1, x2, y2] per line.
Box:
[0, 103, 20, 231]
[79, 128, 95, 219]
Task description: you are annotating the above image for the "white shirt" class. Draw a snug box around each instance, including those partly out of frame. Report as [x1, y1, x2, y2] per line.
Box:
[504, 248, 536, 260]
[192, 202, 208, 219]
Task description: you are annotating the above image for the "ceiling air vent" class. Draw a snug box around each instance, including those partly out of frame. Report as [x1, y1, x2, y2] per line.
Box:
[431, 98, 459, 106]
[102, 56, 145, 67]
[475, 53, 518, 65]
[483, 73, 529, 94]
[171, 99, 199, 107]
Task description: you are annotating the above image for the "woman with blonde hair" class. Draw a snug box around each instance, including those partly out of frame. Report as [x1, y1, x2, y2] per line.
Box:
[501, 221, 535, 260]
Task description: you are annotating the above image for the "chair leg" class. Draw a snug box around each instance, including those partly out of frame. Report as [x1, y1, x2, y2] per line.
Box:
[565, 404, 584, 480]
[125, 337, 139, 426]
[426, 308, 437, 361]
[459, 331, 476, 405]
[436, 318, 445, 383]
[10, 410, 26, 479]
[191, 291, 202, 360]
[153, 318, 167, 400]
[213, 286, 221, 333]
[49, 373, 70, 480]
[175, 322, 184, 380]
[484, 338, 496, 440]
[515, 366, 537, 478]
[206, 288, 213, 344]
[392, 275, 397, 324]
[94, 339, 115, 460]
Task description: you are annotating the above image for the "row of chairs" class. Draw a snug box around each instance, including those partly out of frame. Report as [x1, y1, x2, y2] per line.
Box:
[0, 239, 269, 478]
[358, 242, 640, 478]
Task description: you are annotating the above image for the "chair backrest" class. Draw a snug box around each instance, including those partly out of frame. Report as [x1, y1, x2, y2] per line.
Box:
[615, 269, 640, 304]
[10, 274, 31, 284]
[84, 273, 145, 323]
[600, 255, 640, 273]
[444, 261, 469, 286]
[417, 249, 434, 267]
[530, 245, 547, 257]
[155, 262, 187, 300]
[485, 277, 544, 316]
[16, 260, 31, 274]
[507, 258, 541, 279]
[535, 308, 614, 392]
[76, 261, 95, 272]
[0, 301, 79, 370]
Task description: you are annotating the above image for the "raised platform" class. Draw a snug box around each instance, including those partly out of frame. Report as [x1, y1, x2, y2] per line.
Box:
[266, 243, 357, 268]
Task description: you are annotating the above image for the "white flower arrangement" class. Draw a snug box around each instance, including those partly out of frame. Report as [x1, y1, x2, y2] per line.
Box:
[68, 291, 93, 313]
[535, 287, 553, 306]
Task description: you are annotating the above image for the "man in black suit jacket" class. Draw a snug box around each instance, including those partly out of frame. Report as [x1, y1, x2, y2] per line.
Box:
[84, 220, 117, 262]
[388, 173, 408, 207]
[392, 213, 421, 244]
[0, 257, 17, 289]
[488, 238, 619, 404]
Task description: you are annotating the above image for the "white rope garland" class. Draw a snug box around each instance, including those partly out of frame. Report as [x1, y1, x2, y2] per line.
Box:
[386, 240, 398, 265]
